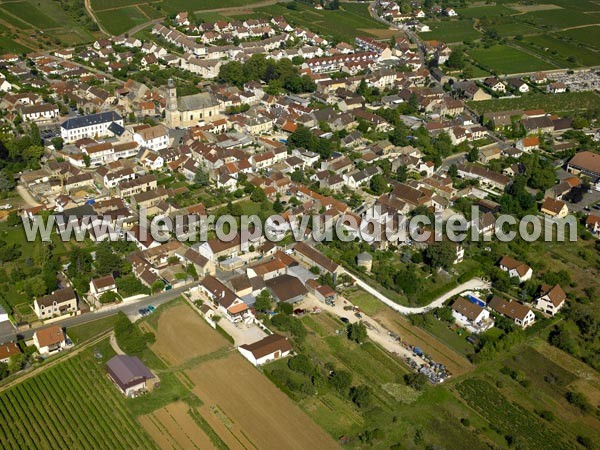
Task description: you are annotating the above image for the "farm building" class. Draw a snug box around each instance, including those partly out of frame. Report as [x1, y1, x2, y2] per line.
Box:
[106, 355, 157, 397]
[238, 334, 292, 366]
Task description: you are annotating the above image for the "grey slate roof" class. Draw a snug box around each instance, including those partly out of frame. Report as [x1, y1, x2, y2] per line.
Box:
[61, 111, 123, 130]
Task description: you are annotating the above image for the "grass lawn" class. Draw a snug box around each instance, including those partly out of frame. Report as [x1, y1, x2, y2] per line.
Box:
[96, 6, 148, 35]
[342, 287, 385, 316]
[455, 5, 514, 18]
[559, 25, 600, 50]
[0, 1, 59, 29]
[467, 91, 600, 115]
[421, 19, 481, 43]
[421, 319, 474, 357]
[518, 34, 600, 67]
[0, 9, 31, 29]
[0, 36, 31, 53]
[67, 315, 118, 343]
[521, 9, 600, 29]
[468, 44, 555, 74]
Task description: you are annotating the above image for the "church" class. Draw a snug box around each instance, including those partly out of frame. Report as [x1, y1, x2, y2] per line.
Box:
[165, 79, 221, 129]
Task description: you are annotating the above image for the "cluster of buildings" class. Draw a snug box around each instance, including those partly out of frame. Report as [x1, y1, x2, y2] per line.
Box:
[451, 256, 567, 333]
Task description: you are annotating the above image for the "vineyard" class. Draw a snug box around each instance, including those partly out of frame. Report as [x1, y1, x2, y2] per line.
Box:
[456, 379, 572, 450]
[0, 351, 155, 449]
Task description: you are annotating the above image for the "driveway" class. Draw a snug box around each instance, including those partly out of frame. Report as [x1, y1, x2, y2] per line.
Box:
[343, 270, 491, 314]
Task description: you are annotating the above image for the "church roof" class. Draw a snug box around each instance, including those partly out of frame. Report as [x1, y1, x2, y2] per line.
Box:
[177, 92, 219, 111]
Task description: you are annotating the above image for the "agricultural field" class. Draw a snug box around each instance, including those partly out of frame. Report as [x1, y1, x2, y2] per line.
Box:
[0, 36, 31, 53]
[455, 4, 515, 18]
[0, 341, 156, 449]
[518, 34, 600, 67]
[559, 25, 600, 50]
[254, 2, 388, 42]
[422, 19, 481, 43]
[467, 91, 600, 115]
[91, 0, 270, 15]
[0, 0, 98, 46]
[95, 5, 148, 35]
[520, 8, 600, 28]
[144, 300, 340, 450]
[468, 44, 556, 73]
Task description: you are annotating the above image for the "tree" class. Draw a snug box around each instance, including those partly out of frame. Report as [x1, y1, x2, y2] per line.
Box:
[446, 48, 465, 70]
[254, 289, 273, 312]
[151, 280, 164, 294]
[448, 163, 458, 178]
[273, 195, 284, 213]
[83, 153, 91, 168]
[369, 174, 388, 195]
[425, 241, 457, 269]
[467, 146, 479, 162]
[350, 385, 372, 408]
[194, 166, 209, 186]
[288, 354, 312, 375]
[95, 242, 124, 275]
[51, 137, 64, 150]
[0, 170, 15, 193]
[396, 165, 408, 182]
[347, 322, 368, 343]
[404, 372, 428, 390]
[329, 369, 352, 394]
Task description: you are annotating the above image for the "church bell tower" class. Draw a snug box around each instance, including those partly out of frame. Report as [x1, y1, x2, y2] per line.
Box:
[165, 78, 180, 129]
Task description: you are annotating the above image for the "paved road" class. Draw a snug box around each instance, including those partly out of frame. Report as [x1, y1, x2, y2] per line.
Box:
[0, 284, 196, 343]
[343, 270, 491, 314]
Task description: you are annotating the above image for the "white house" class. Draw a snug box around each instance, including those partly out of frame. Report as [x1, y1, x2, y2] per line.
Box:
[89, 274, 118, 299]
[488, 296, 535, 328]
[33, 287, 78, 320]
[535, 284, 567, 316]
[61, 111, 124, 143]
[498, 255, 532, 282]
[33, 325, 67, 355]
[451, 296, 493, 333]
[18, 104, 59, 122]
[238, 334, 292, 366]
[134, 124, 169, 151]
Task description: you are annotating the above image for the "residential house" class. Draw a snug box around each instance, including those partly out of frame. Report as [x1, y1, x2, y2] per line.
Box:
[33, 287, 78, 320]
[498, 255, 533, 282]
[89, 274, 117, 299]
[535, 284, 567, 316]
[33, 325, 67, 355]
[540, 197, 568, 219]
[451, 296, 492, 333]
[238, 334, 292, 366]
[488, 296, 535, 328]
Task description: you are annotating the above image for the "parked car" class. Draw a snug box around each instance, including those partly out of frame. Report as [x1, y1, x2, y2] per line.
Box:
[340, 317, 350, 324]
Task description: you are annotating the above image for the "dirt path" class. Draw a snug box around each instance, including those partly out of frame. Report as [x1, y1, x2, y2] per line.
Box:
[109, 331, 124, 355]
[84, 0, 110, 36]
[16, 185, 40, 208]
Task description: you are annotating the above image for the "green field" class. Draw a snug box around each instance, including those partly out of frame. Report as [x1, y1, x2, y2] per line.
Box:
[0, 1, 59, 29]
[521, 9, 600, 28]
[0, 343, 156, 449]
[468, 44, 556, 73]
[456, 378, 574, 450]
[422, 19, 481, 43]
[519, 34, 600, 67]
[0, 9, 31, 29]
[255, 2, 388, 42]
[96, 5, 148, 35]
[92, 0, 268, 13]
[455, 5, 514, 18]
[0, 36, 31, 53]
[467, 91, 600, 115]
[559, 25, 600, 50]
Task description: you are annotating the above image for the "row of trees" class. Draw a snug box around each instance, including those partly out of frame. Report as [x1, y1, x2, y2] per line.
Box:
[218, 54, 316, 94]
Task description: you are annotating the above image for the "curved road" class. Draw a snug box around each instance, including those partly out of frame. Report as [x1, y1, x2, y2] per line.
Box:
[344, 270, 491, 314]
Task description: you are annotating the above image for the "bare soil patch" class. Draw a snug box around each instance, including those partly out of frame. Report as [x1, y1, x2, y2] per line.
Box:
[510, 3, 563, 12]
[151, 303, 230, 365]
[186, 353, 341, 450]
[139, 401, 216, 450]
[374, 313, 473, 376]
